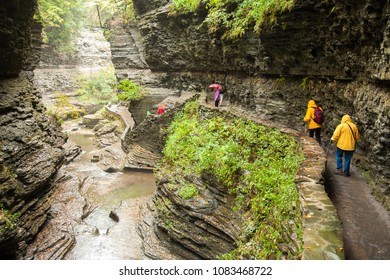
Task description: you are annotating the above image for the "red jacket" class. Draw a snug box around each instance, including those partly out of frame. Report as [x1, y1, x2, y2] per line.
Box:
[157, 106, 165, 115]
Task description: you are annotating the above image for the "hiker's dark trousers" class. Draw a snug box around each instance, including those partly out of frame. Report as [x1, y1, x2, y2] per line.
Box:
[309, 128, 321, 144]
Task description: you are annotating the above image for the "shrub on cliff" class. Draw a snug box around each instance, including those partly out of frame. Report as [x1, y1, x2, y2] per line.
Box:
[170, 0, 296, 39]
[115, 79, 148, 102]
[77, 67, 117, 104]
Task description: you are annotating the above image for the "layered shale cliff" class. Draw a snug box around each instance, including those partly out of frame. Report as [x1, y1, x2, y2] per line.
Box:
[0, 1, 66, 259]
[0, 0, 389, 260]
[131, 0, 390, 203]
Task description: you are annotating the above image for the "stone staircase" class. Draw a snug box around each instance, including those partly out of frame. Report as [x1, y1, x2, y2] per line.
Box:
[110, 24, 147, 68]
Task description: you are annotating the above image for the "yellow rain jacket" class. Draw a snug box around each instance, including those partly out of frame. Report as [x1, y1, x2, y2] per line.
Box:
[304, 100, 322, 129]
[331, 115, 360, 151]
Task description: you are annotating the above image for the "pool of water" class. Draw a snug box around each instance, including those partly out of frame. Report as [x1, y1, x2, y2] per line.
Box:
[67, 131, 99, 152]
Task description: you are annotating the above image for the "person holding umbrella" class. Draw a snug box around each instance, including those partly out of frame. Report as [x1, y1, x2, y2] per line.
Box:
[218, 84, 225, 107]
[209, 83, 221, 107]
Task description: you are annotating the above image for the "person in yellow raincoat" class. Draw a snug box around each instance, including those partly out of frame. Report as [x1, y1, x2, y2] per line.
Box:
[331, 114, 360, 177]
[304, 99, 323, 144]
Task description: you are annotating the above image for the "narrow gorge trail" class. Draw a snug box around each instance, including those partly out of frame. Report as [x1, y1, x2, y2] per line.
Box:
[206, 98, 390, 260]
[5, 13, 388, 262]
[325, 155, 390, 260]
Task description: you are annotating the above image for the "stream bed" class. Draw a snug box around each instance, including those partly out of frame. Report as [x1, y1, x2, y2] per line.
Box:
[65, 129, 156, 260]
[25, 127, 156, 260]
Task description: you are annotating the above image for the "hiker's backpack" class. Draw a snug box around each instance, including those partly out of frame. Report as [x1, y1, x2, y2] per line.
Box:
[313, 107, 324, 124]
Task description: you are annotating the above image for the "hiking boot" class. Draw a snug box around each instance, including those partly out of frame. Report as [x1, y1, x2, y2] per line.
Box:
[344, 173, 351, 177]
[334, 169, 343, 175]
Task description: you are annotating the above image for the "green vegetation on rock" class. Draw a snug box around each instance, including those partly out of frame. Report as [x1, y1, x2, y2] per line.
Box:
[161, 101, 304, 259]
[0, 203, 20, 236]
[115, 79, 149, 102]
[170, 0, 296, 39]
[47, 93, 85, 124]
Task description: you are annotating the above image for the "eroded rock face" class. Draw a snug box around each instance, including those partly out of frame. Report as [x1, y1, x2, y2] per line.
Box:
[0, 0, 67, 259]
[151, 171, 245, 259]
[133, 0, 389, 79]
[0, 72, 66, 259]
[0, 0, 36, 77]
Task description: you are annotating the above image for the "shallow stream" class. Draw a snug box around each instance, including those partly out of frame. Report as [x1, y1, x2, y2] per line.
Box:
[64, 129, 156, 260]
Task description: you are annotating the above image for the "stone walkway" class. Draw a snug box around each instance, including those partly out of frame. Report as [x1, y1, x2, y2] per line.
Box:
[325, 155, 390, 259]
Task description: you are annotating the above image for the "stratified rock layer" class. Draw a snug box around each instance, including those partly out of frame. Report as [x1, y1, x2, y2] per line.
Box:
[0, 72, 66, 259]
[0, 0, 66, 259]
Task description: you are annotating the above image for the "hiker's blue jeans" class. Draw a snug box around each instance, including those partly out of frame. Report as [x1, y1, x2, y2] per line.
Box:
[336, 147, 354, 175]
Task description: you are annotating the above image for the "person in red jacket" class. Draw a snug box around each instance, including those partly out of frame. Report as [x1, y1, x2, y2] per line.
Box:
[157, 105, 165, 115]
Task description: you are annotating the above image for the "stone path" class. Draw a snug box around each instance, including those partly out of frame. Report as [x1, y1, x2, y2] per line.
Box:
[325, 155, 390, 259]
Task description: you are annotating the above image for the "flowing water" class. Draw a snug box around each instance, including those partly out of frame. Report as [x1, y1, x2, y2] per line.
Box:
[64, 129, 156, 260]
[24, 26, 161, 260]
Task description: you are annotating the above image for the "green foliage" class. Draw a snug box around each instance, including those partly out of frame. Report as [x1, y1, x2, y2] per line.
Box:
[160, 100, 304, 259]
[35, 0, 136, 53]
[115, 79, 148, 102]
[77, 68, 117, 104]
[85, 0, 116, 26]
[299, 77, 310, 90]
[0, 203, 20, 236]
[35, 0, 85, 53]
[116, 0, 136, 24]
[170, 0, 296, 39]
[178, 183, 199, 199]
[47, 92, 84, 125]
[170, 0, 202, 14]
[85, 0, 136, 28]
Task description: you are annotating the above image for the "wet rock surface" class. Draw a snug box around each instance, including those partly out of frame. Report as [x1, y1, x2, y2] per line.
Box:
[24, 114, 157, 260]
[0, 72, 66, 259]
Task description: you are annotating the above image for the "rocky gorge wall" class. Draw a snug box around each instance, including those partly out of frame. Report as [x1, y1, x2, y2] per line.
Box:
[0, 0, 36, 77]
[0, 1, 67, 259]
[131, 0, 390, 207]
[0, 0, 388, 260]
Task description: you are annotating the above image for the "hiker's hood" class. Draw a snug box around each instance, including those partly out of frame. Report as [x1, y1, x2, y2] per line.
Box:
[307, 100, 316, 108]
[341, 114, 351, 123]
